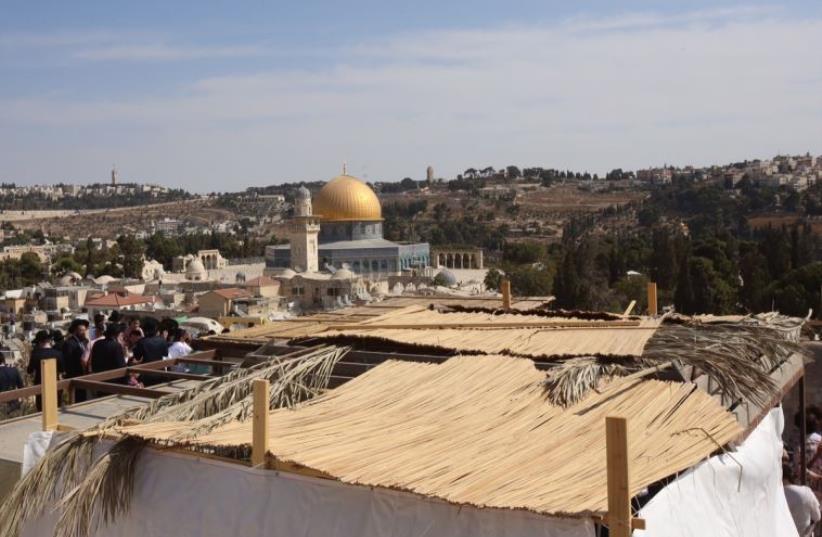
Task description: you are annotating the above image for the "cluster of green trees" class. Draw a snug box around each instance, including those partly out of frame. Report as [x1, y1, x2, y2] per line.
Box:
[0, 253, 45, 288]
[471, 177, 822, 316]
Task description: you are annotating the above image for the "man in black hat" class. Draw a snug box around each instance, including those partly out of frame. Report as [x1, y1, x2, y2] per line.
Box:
[63, 318, 90, 402]
[27, 330, 64, 411]
[90, 324, 127, 387]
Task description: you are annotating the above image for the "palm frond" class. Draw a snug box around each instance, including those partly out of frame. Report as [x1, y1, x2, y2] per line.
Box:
[0, 345, 347, 537]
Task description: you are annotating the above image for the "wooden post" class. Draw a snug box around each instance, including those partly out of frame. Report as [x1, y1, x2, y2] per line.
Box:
[501, 278, 512, 310]
[606, 416, 632, 537]
[41, 358, 58, 431]
[251, 378, 270, 467]
[623, 300, 637, 316]
[646, 282, 658, 316]
[800, 374, 807, 485]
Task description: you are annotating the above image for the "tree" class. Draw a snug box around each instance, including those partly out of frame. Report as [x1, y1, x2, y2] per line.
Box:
[637, 206, 661, 227]
[19, 253, 44, 284]
[52, 256, 83, 277]
[510, 266, 552, 296]
[484, 268, 502, 291]
[505, 166, 521, 179]
[502, 241, 544, 265]
[738, 247, 769, 312]
[613, 274, 648, 313]
[675, 256, 735, 314]
[649, 229, 679, 289]
[399, 177, 417, 191]
[674, 255, 696, 314]
[117, 235, 146, 279]
[553, 249, 581, 309]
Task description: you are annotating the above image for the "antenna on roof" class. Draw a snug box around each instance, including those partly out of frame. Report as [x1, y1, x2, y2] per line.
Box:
[343, 161, 347, 175]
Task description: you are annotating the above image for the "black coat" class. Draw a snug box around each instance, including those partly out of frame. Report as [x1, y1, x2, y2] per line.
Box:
[133, 335, 169, 363]
[62, 335, 88, 378]
[0, 366, 23, 392]
[27, 347, 64, 385]
[90, 337, 126, 375]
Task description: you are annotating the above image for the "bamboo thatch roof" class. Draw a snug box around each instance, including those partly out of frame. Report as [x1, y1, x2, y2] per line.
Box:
[107, 355, 740, 517]
[305, 307, 662, 358]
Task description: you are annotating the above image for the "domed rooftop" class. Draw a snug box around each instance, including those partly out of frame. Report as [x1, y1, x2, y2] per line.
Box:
[271, 267, 296, 279]
[435, 269, 458, 287]
[313, 174, 382, 222]
[332, 267, 356, 280]
[186, 258, 207, 279]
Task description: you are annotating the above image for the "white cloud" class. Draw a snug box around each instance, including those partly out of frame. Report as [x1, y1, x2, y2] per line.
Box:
[1, 8, 821, 190]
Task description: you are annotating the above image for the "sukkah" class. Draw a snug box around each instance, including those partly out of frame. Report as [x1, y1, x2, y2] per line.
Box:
[0, 310, 808, 537]
[105, 355, 741, 517]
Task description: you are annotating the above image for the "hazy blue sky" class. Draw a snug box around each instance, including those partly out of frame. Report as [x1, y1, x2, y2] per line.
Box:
[1, 1, 821, 191]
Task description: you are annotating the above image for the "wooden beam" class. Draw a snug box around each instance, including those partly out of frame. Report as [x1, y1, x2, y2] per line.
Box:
[128, 369, 215, 381]
[501, 278, 512, 310]
[623, 300, 636, 316]
[41, 358, 58, 431]
[605, 416, 637, 537]
[175, 357, 236, 368]
[0, 378, 70, 404]
[646, 282, 658, 316]
[70, 379, 170, 399]
[324, 320, 642, 330]
[0, 352, 219, 404]
[251, 378, 270, 467]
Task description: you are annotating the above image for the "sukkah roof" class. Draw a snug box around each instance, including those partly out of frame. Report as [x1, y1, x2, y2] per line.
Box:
[106, 354, 741, 518]
[300, 306, 662, 358]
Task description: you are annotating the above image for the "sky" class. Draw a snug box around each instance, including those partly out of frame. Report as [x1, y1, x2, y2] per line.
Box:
[1, 0, 821, 192]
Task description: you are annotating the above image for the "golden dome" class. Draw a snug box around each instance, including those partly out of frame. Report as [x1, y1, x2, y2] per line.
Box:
[313, 174, 382, 222]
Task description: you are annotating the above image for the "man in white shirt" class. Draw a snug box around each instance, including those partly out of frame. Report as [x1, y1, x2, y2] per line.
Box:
[784, 463, 820, 537]
[167, 328, 195, 373]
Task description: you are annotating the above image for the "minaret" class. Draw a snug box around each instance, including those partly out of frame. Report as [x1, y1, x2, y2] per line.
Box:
[111, 166, 118, 186]
[289, 186, 320, 272]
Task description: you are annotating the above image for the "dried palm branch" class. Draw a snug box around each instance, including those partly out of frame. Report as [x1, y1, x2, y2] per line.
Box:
[643, 322, 804, 407]
[55, 436, 147, 537]
[542, 318, 806, 408]
[0, 345, 347, 537]
[542, 356, 647, 407]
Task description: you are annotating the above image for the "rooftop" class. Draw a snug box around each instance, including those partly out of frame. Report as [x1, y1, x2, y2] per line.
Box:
[84, 293, 156, 307]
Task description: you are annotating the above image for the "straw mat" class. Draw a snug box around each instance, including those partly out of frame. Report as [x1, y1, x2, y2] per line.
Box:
[115, 354, 739, 517]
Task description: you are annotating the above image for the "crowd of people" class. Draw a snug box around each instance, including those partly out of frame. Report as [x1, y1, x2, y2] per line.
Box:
[6, 312, 216, 411]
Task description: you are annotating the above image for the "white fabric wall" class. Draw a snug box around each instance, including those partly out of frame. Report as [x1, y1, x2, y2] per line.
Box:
[635, 407, 798, 537]
[22, 448, 593, 537]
